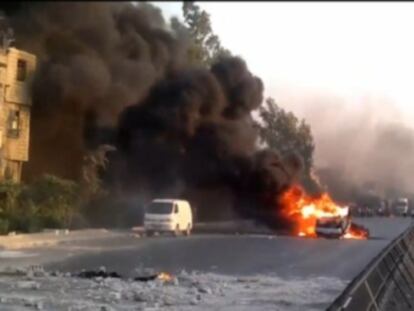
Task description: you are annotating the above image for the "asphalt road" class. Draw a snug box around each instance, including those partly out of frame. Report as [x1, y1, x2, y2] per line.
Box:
[33, 217, 410, 280]
[0, 217, 409, 310]
[0, 217, 409, 279]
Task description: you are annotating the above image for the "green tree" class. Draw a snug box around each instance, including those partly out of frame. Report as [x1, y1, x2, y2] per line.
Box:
[256, 97, 318, 191]
[182, 1, 231, 66]
[0, 175, 82, 233]
[18, 175, 81, 229]
[0, 182, 22, 233]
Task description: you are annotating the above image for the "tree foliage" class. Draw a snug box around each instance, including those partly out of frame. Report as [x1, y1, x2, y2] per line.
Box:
[256, 97, 317, 191]
[19, 175, 80, 228]
[81, 144, 115, 200]
[182, 1, 231, 66]
[0, 175, 81, 233]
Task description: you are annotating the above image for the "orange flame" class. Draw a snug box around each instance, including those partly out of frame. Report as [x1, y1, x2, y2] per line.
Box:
[343, 223, 369, 240]
[157, 272, 173, 282]
[343, 232, 362, 239]
[279, 185, 367, 239]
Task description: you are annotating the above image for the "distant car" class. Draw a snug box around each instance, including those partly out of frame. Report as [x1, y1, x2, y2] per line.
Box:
[394, 198, 409, 217]
[144, 199, 193, 236]
[315, 214, 351, 239]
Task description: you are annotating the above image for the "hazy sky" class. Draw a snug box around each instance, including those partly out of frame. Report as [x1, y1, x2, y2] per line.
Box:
[153, 1, 414, 124]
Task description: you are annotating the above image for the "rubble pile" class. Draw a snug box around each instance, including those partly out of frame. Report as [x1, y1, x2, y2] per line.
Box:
[0, 266, 348, 310]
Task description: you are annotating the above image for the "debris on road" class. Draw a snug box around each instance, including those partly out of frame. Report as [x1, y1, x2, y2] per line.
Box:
[76, 266, 175, 284]
[77, 266, 122, 279]
[0, 266, 348, 310]
[15, 280, 40, 290]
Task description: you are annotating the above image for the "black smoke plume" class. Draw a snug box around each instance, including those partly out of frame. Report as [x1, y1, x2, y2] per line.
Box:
[2, 2, 302, 225]
[3, 2, 188, 180]
[113, 56, 302, 221]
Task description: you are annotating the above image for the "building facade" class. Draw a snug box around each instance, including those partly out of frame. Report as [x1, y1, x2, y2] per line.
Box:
[0, 47, 36, 182]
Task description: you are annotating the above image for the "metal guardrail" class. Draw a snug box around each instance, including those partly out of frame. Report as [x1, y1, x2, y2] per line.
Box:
[327, 224, 414, 311]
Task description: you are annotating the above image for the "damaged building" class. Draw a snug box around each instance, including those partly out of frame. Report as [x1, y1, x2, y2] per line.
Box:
[0, 36, 36, 182]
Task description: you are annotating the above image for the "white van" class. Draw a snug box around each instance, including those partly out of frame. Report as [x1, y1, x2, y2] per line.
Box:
[144, 199, 193, 236]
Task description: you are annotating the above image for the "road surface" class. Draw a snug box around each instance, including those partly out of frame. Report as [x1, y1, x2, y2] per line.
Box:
[0, 217, 410, 310]
[34, 217, 408, 278]
[0, 217, 409, 278]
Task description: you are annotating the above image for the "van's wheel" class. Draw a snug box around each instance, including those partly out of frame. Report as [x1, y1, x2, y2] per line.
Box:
[174, 225, 180, 237]
[146, 230, 154, 237]
[184, 224, 191, 236]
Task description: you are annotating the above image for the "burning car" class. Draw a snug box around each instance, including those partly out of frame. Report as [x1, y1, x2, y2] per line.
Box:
[315, 214, 351, 239]
[280, 185, 369, 239]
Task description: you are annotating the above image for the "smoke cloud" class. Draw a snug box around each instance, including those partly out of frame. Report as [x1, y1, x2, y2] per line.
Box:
[113, 57, 300, 221]
[2, 2, 302, 226]
[3, 2, 188, 180]
[275, 90, 414, 201]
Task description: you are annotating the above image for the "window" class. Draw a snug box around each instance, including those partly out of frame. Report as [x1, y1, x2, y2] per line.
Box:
[16, 59, 27, 81]
[7, 110, 20, 138]
[147, 202, 173, 214]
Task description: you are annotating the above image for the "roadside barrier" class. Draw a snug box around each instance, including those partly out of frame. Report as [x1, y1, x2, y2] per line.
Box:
[327, 223, 414, 311]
